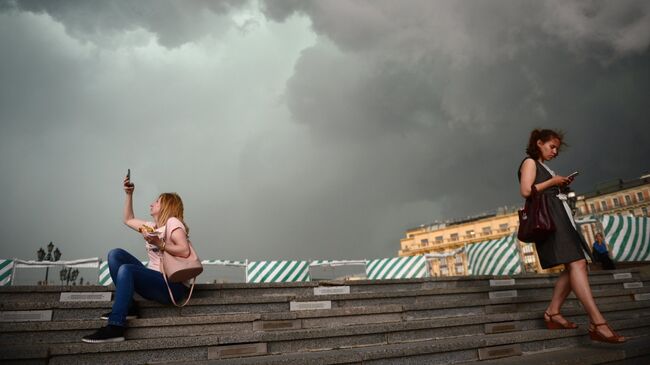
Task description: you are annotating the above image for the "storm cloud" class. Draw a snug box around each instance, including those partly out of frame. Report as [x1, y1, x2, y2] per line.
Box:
[1, 0, 648, 268]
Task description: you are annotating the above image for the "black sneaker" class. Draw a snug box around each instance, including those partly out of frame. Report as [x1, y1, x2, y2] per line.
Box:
[82, 325, 125, 343]
[100, 307, 139, 320]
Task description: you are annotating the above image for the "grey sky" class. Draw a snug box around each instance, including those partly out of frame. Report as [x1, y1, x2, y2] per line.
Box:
[1, 0, 649, 265]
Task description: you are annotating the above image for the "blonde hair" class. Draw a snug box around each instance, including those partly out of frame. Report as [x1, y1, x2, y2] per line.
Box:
[156, 193, 189, 234]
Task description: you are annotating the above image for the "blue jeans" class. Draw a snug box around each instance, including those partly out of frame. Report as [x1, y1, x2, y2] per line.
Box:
[107, 248, 188, 327]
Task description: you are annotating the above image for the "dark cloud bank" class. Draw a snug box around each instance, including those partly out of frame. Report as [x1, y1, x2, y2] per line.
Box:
[0, 0, 648, 265]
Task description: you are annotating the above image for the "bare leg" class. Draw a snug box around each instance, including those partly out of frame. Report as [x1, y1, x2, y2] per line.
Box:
[566, 259, 621, 338]
[545, 269, 573, 325]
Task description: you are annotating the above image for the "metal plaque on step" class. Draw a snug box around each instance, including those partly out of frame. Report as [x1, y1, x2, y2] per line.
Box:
[478, 344, 522, 360]
[208, 343, 268, 359]
[0, 310, 52, 322]
[623, 282, 643, 289]
[488, 290, 518, 299]
[613, 273, 632, 280]
[489, 279, 515, 287]
[60, 292, 112, 302]
[314, 286, 350, 295]
[634, 293, 650, 301]
[253, 319, 302, 331]
[290, 301, 332, 311]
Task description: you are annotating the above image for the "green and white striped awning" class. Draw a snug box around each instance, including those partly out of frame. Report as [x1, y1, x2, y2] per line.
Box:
[466, 234, 522, 276]
[601, 215, 650, 262]
[246, 260, 311, 283]
[365, 256, 428, 280]
[0, 259, 13, 286]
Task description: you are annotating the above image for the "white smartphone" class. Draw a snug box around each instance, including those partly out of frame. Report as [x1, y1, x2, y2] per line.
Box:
[567, 171, 579, 179]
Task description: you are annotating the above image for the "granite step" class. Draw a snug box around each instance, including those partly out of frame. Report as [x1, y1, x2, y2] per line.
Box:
[17, 317, 646, 365]
[157, 335, 650, 365]
[2, 295, 649, 346]
[2, 276, 647, 320]
[1, 284, 648, 332]
[0, 268, 643, 303]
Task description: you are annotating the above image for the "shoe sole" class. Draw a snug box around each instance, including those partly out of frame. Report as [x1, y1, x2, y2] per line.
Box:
[82, 336, 125, 343]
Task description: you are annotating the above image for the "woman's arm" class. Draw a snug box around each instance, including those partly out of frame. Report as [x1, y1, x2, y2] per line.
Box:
[164, 229, 191, 257]
[519, 159, 571, 198]
[144, 228, 190, 257]
[123, 177, 146, 231]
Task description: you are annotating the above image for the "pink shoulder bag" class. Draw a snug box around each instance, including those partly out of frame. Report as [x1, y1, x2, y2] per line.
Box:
[159, 223, 203, 307]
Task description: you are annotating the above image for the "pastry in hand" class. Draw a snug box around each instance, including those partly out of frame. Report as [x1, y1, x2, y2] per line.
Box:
[139, 225, 155, 234]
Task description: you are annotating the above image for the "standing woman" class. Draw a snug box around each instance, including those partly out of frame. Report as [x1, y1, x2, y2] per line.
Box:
[518, 129, 626, 343]
[82, 175, 190, 343]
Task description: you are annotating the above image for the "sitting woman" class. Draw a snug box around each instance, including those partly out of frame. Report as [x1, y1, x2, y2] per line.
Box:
[592, 232, 616, 270]
[82, 175, 190, 343]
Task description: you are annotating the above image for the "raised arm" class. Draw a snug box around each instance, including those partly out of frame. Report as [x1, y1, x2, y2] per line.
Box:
[123, 177, 146, 231]
[519, 159, 571, 198]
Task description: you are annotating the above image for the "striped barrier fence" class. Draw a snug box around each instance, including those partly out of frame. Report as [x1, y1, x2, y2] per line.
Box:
[365, 255, 428, 280]
[246, 260, 311, 283]
[310, 260, 366, 267]
[0, 259, 13, 286]
[202, 259, 247, 267]
[466, 234, 522, 276]
[602, 215, 650, 262]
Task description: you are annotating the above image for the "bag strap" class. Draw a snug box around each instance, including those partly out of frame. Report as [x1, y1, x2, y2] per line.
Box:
[161, 257, 195, 307]
[160, 222, 195, 308]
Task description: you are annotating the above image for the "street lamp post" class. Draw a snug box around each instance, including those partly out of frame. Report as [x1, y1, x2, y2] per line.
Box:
[36, 242, 61, 285]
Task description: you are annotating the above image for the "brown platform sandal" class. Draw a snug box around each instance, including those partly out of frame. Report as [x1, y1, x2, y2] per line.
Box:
[543, 311, 578, 329]
[589, 322, 626, 343]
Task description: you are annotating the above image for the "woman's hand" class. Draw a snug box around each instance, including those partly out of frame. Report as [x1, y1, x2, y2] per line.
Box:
[123, 177, 135, 195]
[550, 175, 572, 187]
[143, 232, 163, 249]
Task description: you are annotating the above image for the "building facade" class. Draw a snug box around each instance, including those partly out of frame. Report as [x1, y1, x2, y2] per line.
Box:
[574, 174, 650, 246]
[399, 207, 543, 276]
[400, 173, 650, 277]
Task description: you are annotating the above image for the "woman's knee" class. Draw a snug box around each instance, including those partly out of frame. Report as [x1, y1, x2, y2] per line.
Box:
[108, 248, 128, 263]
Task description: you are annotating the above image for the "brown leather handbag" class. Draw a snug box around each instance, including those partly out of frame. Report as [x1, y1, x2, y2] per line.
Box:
[517, 185, 555, 243]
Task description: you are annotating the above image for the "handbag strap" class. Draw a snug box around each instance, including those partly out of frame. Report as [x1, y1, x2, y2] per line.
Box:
[161, 257, 195, 307]
[160, 222, 195, 308]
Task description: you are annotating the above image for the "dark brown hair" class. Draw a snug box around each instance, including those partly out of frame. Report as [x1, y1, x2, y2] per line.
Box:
[526, 129, 566, 159]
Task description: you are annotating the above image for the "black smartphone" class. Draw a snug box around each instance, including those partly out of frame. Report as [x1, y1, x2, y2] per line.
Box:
[567, 171, 579, 179]
[126, 169, 131, 180]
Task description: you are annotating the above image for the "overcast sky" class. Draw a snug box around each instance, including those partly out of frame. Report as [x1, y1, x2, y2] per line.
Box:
[1, 0, 649, 264]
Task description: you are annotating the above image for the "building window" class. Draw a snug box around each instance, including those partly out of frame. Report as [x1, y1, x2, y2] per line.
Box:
[499, 223, 509, 232]
[450, 233, 459, 241]
[482, 226, 492, 235]
[435, 236, 444, 243]
[440, 259, 448, 276]
[625, 195, 632, 205]
[613, 197, 620, 207]
[601, 201, 608, 210]
[590, 203, 596, 213]
[638, 192, 645, 202]
[465, 230, 475, 238]
[643, 207, 648, 216]
[420, 239, 429, 246]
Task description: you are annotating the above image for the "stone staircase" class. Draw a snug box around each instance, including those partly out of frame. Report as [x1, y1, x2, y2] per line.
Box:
[1, 267, 650, 364]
